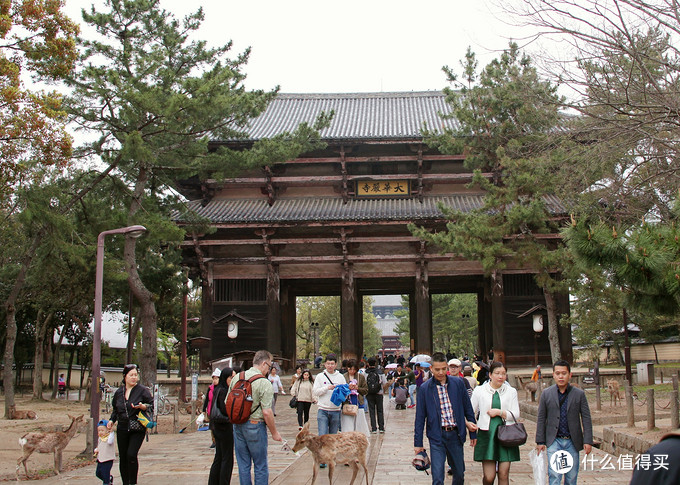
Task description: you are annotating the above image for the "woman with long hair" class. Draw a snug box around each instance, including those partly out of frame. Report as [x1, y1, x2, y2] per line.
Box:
[208, 366, 235, 485]
[470, 361, 520, 485]
[108, 364, 153, 485]
[291, 369, 314, 429]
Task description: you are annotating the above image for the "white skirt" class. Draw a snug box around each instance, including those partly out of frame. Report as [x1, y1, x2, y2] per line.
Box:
[341, 407, 370, 437]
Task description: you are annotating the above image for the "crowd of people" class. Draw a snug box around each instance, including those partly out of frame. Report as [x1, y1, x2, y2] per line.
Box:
[99, 350, 680, 485]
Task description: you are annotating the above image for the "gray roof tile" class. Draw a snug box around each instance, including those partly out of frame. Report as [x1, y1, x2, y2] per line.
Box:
[175, 195, 567, 224]
[238, 91, 457, 141]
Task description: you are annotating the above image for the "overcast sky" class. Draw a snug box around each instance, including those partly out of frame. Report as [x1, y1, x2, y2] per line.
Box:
[65, 0, 529, 94]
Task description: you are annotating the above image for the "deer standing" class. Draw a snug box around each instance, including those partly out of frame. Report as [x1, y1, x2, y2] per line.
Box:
[607, 379, 622, 406]
[517, 377, 538, 402]
[292, 422, 369, 485]
[17, 414, 84, 478]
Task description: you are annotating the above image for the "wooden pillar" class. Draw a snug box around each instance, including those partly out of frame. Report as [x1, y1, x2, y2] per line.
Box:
[490, 269, 506, 364]
[280, 286, 296, 372]
[414, 259, 432, 355]
[341, 263, 361, 362]
[477, 288, 487, 359]
[201, 267, 213, 369]
[409, 293, 417, 354]
[266, 263, 281, 356]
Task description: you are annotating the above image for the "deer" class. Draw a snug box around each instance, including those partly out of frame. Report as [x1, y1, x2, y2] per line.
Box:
[8, 405, 37, 420]
[517, 376, 538, 402]
[17, 414, 84, 478]
[291, 421, 370, 485]
[607, 379, 622, 406]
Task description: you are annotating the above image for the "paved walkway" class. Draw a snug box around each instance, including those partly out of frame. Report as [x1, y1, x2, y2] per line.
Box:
[35, 397, 633, 485]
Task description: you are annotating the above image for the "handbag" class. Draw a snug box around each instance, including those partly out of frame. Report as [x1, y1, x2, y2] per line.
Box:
[289, 396, 298, 408]
[342, 403, 358, 416]
[210, 393, 230, 424]
[496, 409, 527, 447]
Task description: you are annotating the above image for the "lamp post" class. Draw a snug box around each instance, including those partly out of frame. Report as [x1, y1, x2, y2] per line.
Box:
[310, 322, 320, 361]
[91, 225, 146, 449]
[533, 314, 544, 367]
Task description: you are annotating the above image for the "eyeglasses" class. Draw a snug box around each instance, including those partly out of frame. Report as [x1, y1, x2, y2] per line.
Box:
[123, 364, 137, 371]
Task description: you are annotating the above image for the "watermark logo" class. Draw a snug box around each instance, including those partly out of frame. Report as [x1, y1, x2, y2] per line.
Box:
[550, 450, 574, 474]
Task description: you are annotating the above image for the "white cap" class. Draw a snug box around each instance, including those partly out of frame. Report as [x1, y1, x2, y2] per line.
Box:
[448, 359, 462, 367]
[212, 368, 221, 378]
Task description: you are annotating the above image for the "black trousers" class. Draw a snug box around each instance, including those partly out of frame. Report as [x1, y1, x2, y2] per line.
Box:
[116, 426, 145, 485]
[296, 401, 312, 427]
[208, 424, 234, 485]
[366, 394, 385, 431]
[96, 459, 113, 484]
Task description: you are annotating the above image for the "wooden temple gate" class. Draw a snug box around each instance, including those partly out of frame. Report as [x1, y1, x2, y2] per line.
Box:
[175, 92, 572, 370]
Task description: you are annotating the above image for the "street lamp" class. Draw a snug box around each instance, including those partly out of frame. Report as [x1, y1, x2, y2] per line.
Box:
[91, 225, 146, 449]
[310, 322, 320, 361]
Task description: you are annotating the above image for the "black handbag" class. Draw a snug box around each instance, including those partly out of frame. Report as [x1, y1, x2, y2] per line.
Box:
[289, 396, 298, 408]
[496, 410, 527, 447]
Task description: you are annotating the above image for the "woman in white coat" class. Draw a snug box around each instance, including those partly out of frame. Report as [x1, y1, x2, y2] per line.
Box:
[470, 361, 520, 485]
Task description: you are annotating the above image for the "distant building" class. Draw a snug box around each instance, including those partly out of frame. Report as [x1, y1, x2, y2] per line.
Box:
[371, 295, 409, 357]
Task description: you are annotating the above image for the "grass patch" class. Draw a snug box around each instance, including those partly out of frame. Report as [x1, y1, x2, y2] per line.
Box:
[632, 383, 675, 393]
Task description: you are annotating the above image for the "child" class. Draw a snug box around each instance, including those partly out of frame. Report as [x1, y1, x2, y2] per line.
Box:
[94, 419, 115, 485]
[392, 378, 409, 410]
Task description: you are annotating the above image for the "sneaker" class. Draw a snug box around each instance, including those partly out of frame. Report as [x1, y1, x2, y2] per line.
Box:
[379, 429, 385, 434]
[408, 404, 416, 408]
[298, 426, 303, 430]
[109, 476, 114, 485]
[370, 430, 377, 434]
[320, 463, 327, 468]
[209, 443, 216, 449]
[448, 468, 453, 476]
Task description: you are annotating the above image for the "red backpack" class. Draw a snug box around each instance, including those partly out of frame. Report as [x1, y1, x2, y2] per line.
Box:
[225, 372, 267, 424]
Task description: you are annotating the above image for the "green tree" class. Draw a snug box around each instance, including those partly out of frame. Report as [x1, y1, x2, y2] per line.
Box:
[65, 0, 328, 386]
[412, 43, 567, 361]
[431, 294, 478, 356]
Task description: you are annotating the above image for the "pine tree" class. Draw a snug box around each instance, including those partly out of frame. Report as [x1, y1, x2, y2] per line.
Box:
[412, 43, 568, 361]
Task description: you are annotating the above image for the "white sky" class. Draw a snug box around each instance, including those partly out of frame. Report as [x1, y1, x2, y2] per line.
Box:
[64, 0, 529, 94]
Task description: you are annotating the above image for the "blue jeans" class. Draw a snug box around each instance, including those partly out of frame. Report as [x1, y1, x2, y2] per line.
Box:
[408, 384, 417, 405]
[317, 409, 341, 436]
[430, 429, 465, 485]
[547, 438, 579, 485]
[233, 421, 268, 485]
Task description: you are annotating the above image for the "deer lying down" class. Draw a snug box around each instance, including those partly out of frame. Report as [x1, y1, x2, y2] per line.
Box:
[292, 422, 369, 485]
[17, 414, 84, 478]
[9, 405, 37, 420]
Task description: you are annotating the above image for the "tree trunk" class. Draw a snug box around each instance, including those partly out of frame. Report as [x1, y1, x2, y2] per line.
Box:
[66, 346, 75, 388]
[32, 311, 53, 400]
[50, 328, 66, 399]
[126, 166, 157, 388]
[543, 289, 562, 362]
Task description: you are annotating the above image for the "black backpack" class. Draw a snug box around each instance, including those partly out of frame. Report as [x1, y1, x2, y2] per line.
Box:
[366, 368, 381, 394]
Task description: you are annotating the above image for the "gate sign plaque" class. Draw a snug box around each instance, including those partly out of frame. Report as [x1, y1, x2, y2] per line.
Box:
[356, 180, 410, 197]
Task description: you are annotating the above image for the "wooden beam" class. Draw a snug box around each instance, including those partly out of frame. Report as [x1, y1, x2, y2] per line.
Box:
[204, 253, 464, 264]
[270, 154, 467, 164]
[201, 172, 488, 187]
[179, 235, 423, 247]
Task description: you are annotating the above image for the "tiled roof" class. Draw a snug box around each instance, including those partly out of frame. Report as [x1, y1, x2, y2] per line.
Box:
[175, 195, 567, 224]
[236, 92, 457, 141]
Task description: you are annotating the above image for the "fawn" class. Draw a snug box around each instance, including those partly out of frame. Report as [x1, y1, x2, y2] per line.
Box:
[607, 379, 622, 406]
[291, 422, 369, 485]
[17, 414, 84, 477]
[8, 405, 37, 420]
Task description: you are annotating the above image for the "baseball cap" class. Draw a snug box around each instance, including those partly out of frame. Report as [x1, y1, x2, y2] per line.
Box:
[448, 359, 462, 367]
[212, 368, 221, 378]
[97, 419, 109, 427]
[412, 450, 431, 471]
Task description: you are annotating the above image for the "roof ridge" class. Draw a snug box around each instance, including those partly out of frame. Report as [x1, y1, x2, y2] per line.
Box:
[275, 91, 445, 99]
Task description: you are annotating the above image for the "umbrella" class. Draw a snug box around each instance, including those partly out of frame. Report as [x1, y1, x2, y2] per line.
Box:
[419, 362, 431, 368]
[385, 363, 398, 369]
[410, 354, 431, 363]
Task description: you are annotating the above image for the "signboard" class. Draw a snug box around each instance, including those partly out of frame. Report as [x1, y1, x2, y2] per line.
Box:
[191, 373, 198, 401]
[356, 180, 410, 197]
[582, 376, 595, 385]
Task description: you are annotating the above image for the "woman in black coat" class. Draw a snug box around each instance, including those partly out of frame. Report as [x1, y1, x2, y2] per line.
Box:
[108, 364, 153, 485]
[208, 366, 235, 485]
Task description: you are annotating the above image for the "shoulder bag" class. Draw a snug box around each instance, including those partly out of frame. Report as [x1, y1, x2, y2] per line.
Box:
[496, 409, 527, 447]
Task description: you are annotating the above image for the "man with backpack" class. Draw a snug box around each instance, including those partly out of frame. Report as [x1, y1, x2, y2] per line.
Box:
[365, 357, 387, 433]
[227, 349, 282, 485]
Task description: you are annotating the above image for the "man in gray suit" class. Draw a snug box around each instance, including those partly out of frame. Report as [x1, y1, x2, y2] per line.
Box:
[536, 360, 593, 485]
